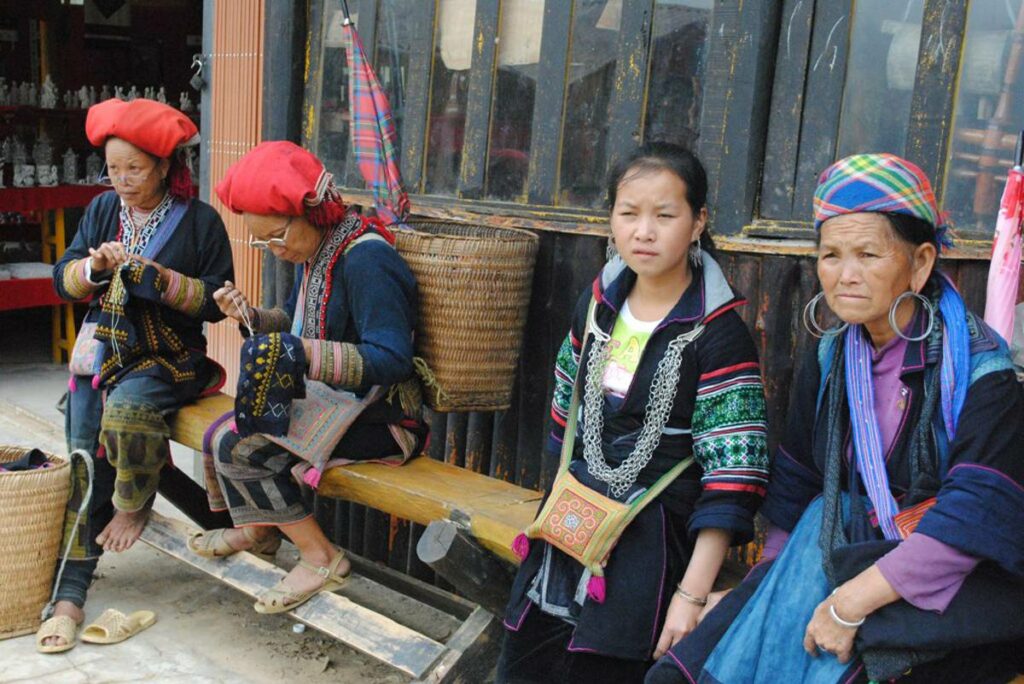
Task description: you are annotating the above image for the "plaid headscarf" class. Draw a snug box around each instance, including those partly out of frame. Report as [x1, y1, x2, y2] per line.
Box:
[813, 153, 952, 250]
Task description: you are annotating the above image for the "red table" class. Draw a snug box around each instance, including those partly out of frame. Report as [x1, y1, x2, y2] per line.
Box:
[0, 184, 108, 213]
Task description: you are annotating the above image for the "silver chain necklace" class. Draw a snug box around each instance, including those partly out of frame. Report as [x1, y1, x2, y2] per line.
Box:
[579, 303, 705, 499]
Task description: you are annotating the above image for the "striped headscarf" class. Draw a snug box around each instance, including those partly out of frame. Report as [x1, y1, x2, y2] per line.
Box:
[813, 153, 952, 250]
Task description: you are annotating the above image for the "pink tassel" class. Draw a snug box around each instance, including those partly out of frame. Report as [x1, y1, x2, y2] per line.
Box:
[511, 533, 530, 561]
[96, 445, 106, 460]
[586, 575, 606, 603]
[229, 420, 238, 433]
[68, 376, 78, 392]
[91, 375, 101, 390]
[303, 468, 322, 488]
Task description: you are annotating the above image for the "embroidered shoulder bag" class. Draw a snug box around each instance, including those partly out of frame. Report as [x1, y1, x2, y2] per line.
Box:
[512, 297, 703, 602]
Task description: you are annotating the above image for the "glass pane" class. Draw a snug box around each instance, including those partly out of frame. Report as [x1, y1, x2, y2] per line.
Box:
[836, 1, 924, 158]
[314, 0, 355, 179]
[373, 0, 422, 152]
[644, 1, 713, 150]
[558, 0, 620, 208]
[424, 0, 475, 195]
[943, 0, 1024, 234]
[485, 0, 544, 201]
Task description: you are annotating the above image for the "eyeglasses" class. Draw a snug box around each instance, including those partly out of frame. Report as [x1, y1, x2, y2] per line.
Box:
[248, 216, 294, 251]
[97, 165, 156, 187]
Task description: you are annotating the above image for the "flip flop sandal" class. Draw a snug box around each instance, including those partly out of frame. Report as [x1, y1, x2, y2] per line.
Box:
[80, 609, 156, 645]
[254, 550, 351, 615]
[36, 615, 79, 654]
[188, 527, 281, 561]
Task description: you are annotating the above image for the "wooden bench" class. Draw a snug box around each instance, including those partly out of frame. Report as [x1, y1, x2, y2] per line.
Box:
[166, 392, 543, 565]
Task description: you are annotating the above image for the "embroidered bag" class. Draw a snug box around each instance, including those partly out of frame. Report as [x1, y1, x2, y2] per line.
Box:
[513, 297, 697, 602]
[68, 321, 102, 376]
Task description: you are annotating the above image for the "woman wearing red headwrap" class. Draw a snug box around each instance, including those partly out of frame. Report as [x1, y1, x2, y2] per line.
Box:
[39, 99, 233, 653]
[188, 141, 425, 615]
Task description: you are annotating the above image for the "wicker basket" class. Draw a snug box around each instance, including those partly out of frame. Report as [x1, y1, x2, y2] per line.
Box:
[395, 221, 539, 412]
[0, 447, 70, 640]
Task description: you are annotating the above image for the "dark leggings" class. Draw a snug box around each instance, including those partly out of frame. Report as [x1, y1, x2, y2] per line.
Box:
[496, 607, 651, 684]
[53, 558, 98, 609]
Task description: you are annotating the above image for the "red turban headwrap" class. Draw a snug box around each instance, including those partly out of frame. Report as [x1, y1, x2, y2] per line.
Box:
[86, 98, 199, 159]
[215, 141, 333, 216]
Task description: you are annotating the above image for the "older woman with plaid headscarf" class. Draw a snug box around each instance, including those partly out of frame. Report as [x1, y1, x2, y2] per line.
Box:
[646, 154, 1024, 684]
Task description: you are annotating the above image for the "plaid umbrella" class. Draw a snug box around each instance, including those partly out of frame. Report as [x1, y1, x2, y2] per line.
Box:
[342, 8, 410, 225]
[983, 131, 1024, 344]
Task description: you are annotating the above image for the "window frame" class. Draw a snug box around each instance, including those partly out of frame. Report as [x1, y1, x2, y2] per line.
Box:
[301, 0, 782, 237]
[750, 0, 975, 245]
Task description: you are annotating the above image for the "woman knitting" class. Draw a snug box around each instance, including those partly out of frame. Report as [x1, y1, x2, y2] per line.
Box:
[187, 141, 425, 615]
[40, 98, 233, 652]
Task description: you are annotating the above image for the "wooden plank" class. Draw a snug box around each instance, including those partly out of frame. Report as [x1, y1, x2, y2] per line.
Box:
[140, 511, 447, 679]
[603, 0, 653, 175]
[526, 0, 574, 205]
[316, 456, 542, 563]
[457, 0, 500, 199]
[167, 392, 233, 451]
[428, 606, 502, 684]
[905, 0, 969, 206]
[464, 411, 493, 474]
[758, 0, 815, 220]
[698, 1, 783, 234]
[791, 0, 854, 218]
[398, 0, 437, 194]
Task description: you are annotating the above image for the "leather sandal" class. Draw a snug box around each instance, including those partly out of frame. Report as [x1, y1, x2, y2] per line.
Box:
[254, 549, 350, 615]
[187, 527, 281, 561]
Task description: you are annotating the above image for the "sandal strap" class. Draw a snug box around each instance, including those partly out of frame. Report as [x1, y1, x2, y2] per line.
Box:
[297, 550, 347, 582]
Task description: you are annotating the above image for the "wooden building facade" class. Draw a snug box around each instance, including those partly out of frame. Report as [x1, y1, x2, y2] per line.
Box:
[200, 0, 1024, 577]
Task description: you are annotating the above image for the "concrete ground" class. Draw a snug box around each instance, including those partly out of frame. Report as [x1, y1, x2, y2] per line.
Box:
[0, 309, 403, 683]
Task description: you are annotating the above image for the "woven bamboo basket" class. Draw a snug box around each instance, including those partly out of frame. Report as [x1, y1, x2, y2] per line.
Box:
[0, 447, 69, 640]
[395, 221, 539, 412]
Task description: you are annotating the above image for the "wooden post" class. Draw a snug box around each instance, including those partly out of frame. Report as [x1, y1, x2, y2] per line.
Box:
[417, 519, 515, 617]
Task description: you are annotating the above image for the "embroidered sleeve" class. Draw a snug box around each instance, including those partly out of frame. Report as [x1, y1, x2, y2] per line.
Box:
[161, 269, 207, 317]
[685, 310, 769, 543]
[692, 360, 769, 496]
[60, 257, 98, 300]
[306, 339, 364, 388]
[546, 290, 590, 456]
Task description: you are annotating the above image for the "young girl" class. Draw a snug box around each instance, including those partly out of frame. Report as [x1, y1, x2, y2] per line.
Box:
[496, 143, 770, 683]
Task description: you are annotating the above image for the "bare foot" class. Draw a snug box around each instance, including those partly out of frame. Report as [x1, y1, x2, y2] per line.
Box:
[41, 600, 83, 648]
[96, 507, 150, 552]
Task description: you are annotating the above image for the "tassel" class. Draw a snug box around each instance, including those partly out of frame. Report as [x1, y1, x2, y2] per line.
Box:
[303, 468, 322, 489]
[586, 575, 606, 603]
[68, 376, 78, 392]
[91, 375, 101, 390]
[96, 445, 106, 460]
[511, 533, 530, 561]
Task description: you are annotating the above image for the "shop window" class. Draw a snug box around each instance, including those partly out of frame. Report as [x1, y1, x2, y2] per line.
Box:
[835, 1, 924, 158]
[943, 0, 1024, 236]
[306, 0, 770, 233]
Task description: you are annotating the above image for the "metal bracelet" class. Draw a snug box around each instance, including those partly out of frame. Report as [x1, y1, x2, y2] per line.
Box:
[828, 590, 865, 628]
[674, 587, 708, 607]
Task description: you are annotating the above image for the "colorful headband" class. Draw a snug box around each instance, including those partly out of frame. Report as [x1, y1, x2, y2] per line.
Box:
[813, 153, 952, 250]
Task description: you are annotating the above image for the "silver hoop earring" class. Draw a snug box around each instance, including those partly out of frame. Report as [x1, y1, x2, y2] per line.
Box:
[689, 240, 702, 268]
[606, 236, 617, 261]
[803, 292, 848, 338]
[889, 290, 934, 342]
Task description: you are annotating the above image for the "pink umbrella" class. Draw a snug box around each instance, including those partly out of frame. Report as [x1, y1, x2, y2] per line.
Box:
[984, 131, 1024, 344]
